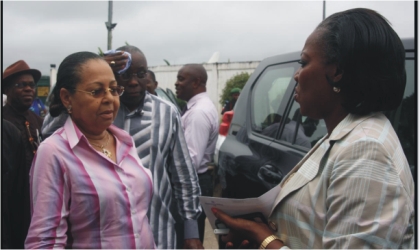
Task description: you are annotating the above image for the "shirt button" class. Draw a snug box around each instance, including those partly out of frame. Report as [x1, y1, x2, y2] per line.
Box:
[135, 234, 139, 238]
[131, 210, 136, 214]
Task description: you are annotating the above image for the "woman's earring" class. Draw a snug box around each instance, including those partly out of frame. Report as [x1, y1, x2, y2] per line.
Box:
[333, 87, 341, 93]
[67, 105, 72, 114]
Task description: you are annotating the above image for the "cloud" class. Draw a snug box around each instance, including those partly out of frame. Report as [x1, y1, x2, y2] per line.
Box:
[3, 1, 415, 75]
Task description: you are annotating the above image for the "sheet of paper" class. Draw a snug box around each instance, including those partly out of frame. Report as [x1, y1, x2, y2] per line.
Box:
[199, 184, 281, 230]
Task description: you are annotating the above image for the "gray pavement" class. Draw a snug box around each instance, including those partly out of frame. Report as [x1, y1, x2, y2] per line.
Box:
[202, 178, 222, 249]
[203, 218, 219, 249]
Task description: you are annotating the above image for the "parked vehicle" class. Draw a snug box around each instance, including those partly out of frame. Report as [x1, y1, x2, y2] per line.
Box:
[154, 87, 181, 112]
[215, 38, 415, 199]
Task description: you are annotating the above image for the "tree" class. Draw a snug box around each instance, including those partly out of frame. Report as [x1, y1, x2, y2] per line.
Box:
[219, 72, 250, 106]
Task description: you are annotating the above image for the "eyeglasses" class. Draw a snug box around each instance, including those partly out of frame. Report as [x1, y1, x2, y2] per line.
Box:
[74, 86, 125, 98]
[119, 71, 148, 81]
[14, 82, 36, 89]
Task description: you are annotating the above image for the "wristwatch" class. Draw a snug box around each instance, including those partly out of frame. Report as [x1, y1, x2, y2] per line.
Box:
[259, 235, 282, 249]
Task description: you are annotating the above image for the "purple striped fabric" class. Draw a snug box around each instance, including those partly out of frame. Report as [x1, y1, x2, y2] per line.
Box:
[25, 117, 155, 249]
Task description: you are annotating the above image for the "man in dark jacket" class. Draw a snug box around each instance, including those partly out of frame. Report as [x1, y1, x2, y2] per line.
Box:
[2, 120, 29, 249]
[2, 60, 43, 248]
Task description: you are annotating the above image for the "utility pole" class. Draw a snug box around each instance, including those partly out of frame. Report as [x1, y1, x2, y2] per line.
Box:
[105, 0, 117, 50]
[323, 0, 326, 20]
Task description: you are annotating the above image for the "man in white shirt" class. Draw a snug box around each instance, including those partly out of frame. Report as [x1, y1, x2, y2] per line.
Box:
[175, 64, 219, 243]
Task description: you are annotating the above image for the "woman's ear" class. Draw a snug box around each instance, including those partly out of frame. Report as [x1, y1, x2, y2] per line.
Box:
[60, 88, 72, 108]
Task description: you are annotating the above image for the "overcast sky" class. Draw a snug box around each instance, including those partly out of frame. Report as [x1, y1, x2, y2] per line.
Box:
[3, 1, 416, 75]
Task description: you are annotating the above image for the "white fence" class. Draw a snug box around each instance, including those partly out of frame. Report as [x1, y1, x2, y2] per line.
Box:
[149, 61, 260, 114]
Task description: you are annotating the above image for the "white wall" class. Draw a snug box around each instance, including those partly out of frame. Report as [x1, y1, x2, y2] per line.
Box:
[149, 61, 260, 114]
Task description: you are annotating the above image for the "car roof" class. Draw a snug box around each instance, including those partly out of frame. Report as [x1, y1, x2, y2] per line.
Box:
[401, 37, 414, 51]
[261, 37, 414, 67]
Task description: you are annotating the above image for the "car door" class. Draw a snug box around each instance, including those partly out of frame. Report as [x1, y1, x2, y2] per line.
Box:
[221, 59, 306, 198]
[155, 87, 181, 112]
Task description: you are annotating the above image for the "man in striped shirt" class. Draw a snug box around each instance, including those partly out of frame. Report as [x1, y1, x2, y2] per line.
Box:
[41, 46, 203, 249]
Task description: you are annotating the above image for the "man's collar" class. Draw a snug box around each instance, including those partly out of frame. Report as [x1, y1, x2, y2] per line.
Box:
[120, 92, 151, 116]
[186, 92, 208, 109]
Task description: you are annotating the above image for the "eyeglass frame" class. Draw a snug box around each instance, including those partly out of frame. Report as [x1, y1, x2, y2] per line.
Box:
[118, 71, 148, 81]
[73, 86, 125, 97]
[14, 82, 37, 89]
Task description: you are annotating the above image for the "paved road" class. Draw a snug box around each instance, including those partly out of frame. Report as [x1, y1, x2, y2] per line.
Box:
[203, 218, 219, 249]
[202, 177, 222, 249]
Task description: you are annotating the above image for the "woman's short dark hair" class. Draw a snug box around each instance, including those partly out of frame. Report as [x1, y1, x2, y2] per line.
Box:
[316, 8, 406, 115]
[49, 51, 104, 117]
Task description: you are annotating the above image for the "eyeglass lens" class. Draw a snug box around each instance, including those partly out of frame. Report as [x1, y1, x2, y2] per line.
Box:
[120, 71, 147, 81]
[15, 82, 36, 89]
[93, 86, 124, 97]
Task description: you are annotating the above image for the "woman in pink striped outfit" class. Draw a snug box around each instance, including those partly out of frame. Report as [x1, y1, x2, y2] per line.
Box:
[25, 51, 155, 249]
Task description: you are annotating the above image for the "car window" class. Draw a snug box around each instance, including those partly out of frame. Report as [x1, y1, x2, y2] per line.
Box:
[278, 100, 326, 149]
[251, 64, 296, 139]
[155, 87, 171, 102]
[166, 88, 183, 112]
[276, 58, 415, 158]
[384, 58, 415, 173]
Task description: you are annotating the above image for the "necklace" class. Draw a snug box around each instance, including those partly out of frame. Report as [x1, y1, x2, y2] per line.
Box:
[25, 121, 39, 154]
[89, 131, 112, 159]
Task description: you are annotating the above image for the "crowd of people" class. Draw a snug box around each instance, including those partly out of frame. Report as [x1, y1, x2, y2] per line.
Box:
[2, 7, 414, 249]
[3, 45, 218, 249]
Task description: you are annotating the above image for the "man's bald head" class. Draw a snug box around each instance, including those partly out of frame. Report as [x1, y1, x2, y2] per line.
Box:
[183, 64, 208, 86]
[116, 45, 144, 56]
[175, 64, 208, 101]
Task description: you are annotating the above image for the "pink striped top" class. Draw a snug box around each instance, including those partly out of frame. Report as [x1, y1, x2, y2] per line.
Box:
[25, 117, 155, 249]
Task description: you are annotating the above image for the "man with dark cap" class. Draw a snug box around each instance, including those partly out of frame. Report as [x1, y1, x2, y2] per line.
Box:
[175, 64, 219, 244]
[3, 60, 43, 170]
[221, 87, 241, 114]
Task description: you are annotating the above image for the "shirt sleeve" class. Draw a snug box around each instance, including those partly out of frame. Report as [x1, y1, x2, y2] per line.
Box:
[323, 139, 414, 248]
[183, 109, 211, 171]
[167, 108, 202, 239]
[25, 141, 70, 249]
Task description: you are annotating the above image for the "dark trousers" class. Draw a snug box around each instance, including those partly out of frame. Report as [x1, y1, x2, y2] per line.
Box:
[175, 170, 214, 248]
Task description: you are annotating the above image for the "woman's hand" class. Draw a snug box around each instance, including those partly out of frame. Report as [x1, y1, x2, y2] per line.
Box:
[212, 208, 280, 249]
[103, 51, 129, 72]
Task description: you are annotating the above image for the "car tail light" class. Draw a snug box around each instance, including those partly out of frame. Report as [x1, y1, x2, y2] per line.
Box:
[219, 111, 234, 136]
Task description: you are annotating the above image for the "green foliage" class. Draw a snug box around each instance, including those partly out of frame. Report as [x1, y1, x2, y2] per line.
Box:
[176, 98, 187, 111]
[125, 41, 130, 46]
[219, 72, 250, 106]
[163, 59, 171, 66]
[98, 47, 104, 56]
